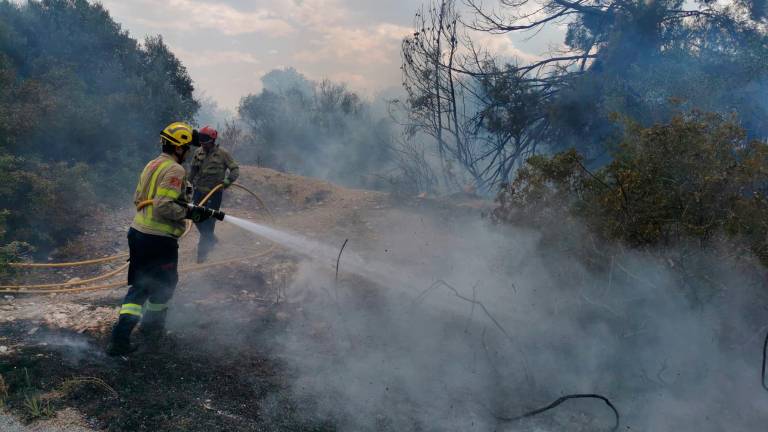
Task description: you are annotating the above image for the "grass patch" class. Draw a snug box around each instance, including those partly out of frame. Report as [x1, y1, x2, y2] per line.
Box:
[59, 376, 118, 399]
[22, 393, 53, 420]
[0, 373, 8, 408]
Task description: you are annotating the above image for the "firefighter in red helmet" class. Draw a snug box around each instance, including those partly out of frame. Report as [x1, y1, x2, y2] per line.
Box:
[189, 125, 239, 263]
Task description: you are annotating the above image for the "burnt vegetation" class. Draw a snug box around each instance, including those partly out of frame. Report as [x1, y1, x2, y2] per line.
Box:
[2, 0, 768, 430]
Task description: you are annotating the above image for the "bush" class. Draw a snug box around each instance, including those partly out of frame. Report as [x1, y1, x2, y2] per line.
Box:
[493, 111, 768, 264]
[0, 0, 199, 257]
[0, 153, 96, 257]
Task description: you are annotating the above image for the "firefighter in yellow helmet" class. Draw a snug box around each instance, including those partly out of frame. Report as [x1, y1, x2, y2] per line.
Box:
[107, 122, 218, 356]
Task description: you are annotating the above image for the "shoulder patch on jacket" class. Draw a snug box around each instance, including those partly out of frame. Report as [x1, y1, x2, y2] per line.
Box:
[168, 177, 182, 189]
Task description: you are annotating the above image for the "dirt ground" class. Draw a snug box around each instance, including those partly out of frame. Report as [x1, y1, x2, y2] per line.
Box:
[0, 167, 491, 431]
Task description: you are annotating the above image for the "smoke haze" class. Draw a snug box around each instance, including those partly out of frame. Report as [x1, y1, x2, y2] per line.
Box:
[183, 207, 768, 431]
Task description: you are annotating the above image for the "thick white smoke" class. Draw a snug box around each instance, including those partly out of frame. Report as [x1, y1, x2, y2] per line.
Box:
[236, 208, 768, 431]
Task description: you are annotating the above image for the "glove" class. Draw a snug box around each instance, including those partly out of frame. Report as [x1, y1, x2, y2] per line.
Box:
[185, 183, 194, 200]
[222, 178, 232, 188]
[186, 205, 212, 223]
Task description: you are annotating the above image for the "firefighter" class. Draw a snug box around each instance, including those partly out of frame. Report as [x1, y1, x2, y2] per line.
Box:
[189, 125, 239, 263]
[107, 122, 215, 356]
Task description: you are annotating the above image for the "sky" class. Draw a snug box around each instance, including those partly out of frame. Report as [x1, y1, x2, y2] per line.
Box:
[98, 0, 564, 112]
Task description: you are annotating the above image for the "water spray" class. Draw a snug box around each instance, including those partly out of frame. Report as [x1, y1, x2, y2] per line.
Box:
[220, 215, 413, 294]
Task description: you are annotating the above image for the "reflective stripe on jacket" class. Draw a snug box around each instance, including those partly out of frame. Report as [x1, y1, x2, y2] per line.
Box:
[131, 153, 189, 238]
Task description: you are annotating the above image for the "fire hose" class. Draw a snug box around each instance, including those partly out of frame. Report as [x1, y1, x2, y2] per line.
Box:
[492, 393, 619, 431]
[1, 182, 274, 294]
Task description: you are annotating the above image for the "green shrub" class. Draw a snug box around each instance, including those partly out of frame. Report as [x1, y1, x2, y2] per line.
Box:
[494, 111, 768, 264]
[0, 0, 199, 258]
[0, 152, 96, 257]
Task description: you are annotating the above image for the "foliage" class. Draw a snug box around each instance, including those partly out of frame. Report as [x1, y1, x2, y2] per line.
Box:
[0, 240, 31, 279]
[400, 2, 546, 190]
[493, 111, 768, 264]
[0, 154, 95, 248]
[23, 394, 54, 420]
[403, 0, 768, 188]
[0, 373, 7, 408]
[0, 0, 199, 256]
[549, 22, 768, 157]
[386, 135, 439, 196]
[238, 68, 393, 188]
[58, 376, 117, 399]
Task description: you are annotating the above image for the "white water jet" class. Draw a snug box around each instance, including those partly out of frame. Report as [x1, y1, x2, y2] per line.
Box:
[222, 215, 515, 333]
[224, 215, 365, 269]
[222, 215, 416, 293]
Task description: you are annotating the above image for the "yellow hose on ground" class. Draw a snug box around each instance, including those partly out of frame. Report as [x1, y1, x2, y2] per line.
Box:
[0, 262, 129, 290]
[0, 253, 225, 290]
[1, 280, 130, 295]
[1, 182, 275, 294]
[9, 253, 129, 268]
[0, 247, 275, 295]
[9, 182, 263, 268]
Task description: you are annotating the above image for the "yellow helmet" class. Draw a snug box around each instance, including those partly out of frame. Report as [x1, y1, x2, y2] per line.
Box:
[160, 122, 195, 147]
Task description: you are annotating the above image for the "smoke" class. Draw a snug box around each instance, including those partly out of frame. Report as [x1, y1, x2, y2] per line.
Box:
[219, 208, 768, 431]
[36, 331, 107, 366]
[236, 68, 399, 191]
[195, 90, 234, 129]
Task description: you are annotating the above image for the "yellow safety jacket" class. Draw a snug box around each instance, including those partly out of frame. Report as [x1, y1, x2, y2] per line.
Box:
[131, 153, 190, 239]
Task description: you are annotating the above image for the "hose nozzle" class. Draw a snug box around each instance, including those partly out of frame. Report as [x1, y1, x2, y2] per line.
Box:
[182, 202, 226, 222]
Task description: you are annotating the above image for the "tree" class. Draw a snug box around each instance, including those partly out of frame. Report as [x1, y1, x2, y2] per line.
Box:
[464, 0, 768, 154]
[238, 70, 394, 188]
[0, 0, 200, 256]
[261, 67, 314, 95]
[494, 111, 768, 264]
[401, 0, 768, 188]
[400, 1, 552, 190]
[218, 119, 249, 163]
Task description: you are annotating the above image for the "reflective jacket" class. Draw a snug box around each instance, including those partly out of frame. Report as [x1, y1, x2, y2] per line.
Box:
[189, 146, 239, 194]
[131, 153, 190, 239]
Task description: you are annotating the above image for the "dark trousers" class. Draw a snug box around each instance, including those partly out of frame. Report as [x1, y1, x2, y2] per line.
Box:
[193, 189, 223, 261]
[111, 228, 179, 345]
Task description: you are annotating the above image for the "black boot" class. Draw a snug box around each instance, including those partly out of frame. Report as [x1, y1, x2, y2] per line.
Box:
[139, 309, 168, 350]
[107, 315, 140, 356]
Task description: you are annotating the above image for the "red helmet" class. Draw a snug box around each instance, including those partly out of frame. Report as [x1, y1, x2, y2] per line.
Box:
[199, 125, 218, 143]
